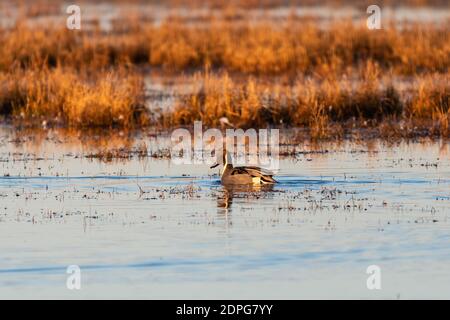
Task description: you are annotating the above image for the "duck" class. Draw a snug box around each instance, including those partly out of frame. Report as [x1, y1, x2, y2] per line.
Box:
[210, 151, 277, 185]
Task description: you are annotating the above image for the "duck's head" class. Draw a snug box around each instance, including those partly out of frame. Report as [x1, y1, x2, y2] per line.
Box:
[210, 150, 232, 169]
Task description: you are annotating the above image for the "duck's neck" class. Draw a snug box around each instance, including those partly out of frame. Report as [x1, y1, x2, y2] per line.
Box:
[222, 163, 232, 176]
[222, 152, 233, 175]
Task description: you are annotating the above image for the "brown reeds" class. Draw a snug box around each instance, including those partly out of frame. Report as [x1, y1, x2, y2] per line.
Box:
[162, 69, 406, 138]
[1, 19, 448, 76]
[0, 11, 448, 137]
[406, 75, 450, 136]
[0, 68, 147, 128]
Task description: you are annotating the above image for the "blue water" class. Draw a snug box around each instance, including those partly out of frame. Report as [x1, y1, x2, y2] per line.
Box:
[0, 136, 449, 299]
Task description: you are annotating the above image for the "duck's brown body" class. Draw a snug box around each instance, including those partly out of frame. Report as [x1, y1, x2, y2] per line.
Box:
[221, 164, 276, 185]
[213, 152, 277, 185]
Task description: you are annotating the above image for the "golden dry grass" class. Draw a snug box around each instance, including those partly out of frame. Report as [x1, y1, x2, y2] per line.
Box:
[0, 68, 147, 128]
[0, 12, 448, 137]
[1, 19, 448, 76]
[163, 70, 401, 131]
[162, 65, 448, 138]
[406, 75, 450, 135]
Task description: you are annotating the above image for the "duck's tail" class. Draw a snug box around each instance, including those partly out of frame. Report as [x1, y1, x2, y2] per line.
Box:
[261, 175, 277, 184]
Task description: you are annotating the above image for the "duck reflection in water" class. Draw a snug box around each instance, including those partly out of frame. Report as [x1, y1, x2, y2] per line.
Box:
[216, 183, 275, 211]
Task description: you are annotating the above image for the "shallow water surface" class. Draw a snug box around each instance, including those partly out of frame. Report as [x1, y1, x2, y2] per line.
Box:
[1, 4, 449, 29]
[0, 129, 449, 299]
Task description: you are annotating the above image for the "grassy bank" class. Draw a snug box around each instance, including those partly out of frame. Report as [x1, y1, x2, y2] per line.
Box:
[1, 20, 448, 76]
[1, 67, 448, 137]
[0, 13, 448, 138]
[163, 71, 449, 138]
[0, 68, 147, 128]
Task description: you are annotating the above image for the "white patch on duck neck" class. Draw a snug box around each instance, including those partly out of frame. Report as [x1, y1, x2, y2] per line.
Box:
[222, 152, 233, 175]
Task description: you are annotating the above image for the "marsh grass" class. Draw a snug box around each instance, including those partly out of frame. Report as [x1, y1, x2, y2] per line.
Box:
[0, 68, 147, 128]
[164, 70, 404, 136]
[0, 13, 448, 137]
[2, 66, 447, 138]
[406, 75, 450, 136]
[1, 19, 448, 76]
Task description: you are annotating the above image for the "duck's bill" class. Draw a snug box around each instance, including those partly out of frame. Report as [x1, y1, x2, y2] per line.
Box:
[210, 163, 219, 169]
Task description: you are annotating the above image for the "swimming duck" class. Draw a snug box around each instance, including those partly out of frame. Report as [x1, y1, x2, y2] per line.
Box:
[210, 151, 277, 185]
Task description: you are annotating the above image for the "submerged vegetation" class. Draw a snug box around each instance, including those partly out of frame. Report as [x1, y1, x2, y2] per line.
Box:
[0, 4, 448, 138]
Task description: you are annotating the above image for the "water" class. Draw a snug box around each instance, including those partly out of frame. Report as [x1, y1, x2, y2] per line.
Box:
[0, 128, 449, 299]
[1, 3, 449, 30]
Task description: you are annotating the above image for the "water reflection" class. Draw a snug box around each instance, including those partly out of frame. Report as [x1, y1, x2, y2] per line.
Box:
[217, 184, 275, 211]
[1, 126, 450, 299]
